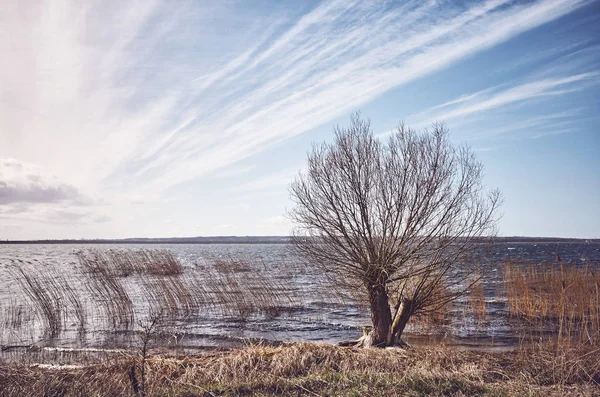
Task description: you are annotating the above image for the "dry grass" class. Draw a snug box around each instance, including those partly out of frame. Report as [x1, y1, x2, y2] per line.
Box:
[1, 343, 598, 396]
[514, 341, 600, 387]
[504, 262, 600, 344]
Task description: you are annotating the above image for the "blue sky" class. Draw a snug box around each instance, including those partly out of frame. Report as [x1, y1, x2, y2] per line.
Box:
[0, 0, 598, 239]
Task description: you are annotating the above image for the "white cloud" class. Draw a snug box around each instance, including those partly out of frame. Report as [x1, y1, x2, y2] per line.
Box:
[216, 224, 238, 231]
[1, 0, 596, 238]
[0, 158, 110, 227]
[0, 158, 86, 206]
[1, 0, 591, 195]
[232, 168, 301, 193]
[214, 165, 257, 179]
[401, 63, 600, 143]
[118, 193, 161, 205]
[223, 202, 250, 211]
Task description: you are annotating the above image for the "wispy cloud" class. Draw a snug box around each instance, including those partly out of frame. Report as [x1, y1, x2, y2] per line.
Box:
[411, 72, 599, 128]
[3, 0, 598, 239]
[2, 0, 591, 196]
[401, 36, 600, 142]
[213, 165, 257, 179]
[232, 168, 300, 193]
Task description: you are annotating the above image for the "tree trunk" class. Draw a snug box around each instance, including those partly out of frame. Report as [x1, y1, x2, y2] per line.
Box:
[367, 283, 393, 347]
[391, 298, 413, 343]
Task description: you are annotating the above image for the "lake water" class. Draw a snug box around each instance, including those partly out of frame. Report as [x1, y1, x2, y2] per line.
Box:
[1, 241, 599, 357]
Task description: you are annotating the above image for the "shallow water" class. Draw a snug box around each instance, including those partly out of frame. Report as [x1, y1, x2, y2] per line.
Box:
[0, 241, 598, 358]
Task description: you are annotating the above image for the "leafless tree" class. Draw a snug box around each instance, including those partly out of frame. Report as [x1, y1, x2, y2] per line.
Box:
[289, 113, 501, 348]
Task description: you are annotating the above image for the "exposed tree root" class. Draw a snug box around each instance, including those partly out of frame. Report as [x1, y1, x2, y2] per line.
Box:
[337, 330, 411, 349]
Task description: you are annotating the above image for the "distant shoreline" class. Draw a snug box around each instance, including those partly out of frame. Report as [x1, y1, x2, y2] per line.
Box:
[1, 236, 598, 244]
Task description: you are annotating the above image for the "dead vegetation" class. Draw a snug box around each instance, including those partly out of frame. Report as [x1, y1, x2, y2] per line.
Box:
[501, 261, 600, 390]
[468, 275, 487, 323]
[0, 342, 598, 396]
[13, 267, 64, 338]
[81, 255, 135, 329]
[76, 249, 183, 277]
[289, 114, 501, 347]
[504, 261, 600, 345]
[8, 260, 86, 339]
[1, 252, 600, 395]
[1, 249, 309, 342]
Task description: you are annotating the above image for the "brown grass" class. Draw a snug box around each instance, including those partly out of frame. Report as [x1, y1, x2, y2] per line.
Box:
[504, 262, 600, 344]
[1, 343, 598, 396]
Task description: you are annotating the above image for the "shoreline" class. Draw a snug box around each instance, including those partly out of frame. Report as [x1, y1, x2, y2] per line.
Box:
[1, 341, 598, 396]
[2, 236, 598, 245]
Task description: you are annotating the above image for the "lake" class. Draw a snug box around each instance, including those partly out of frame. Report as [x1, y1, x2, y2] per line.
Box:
[1, 241, 599, 358]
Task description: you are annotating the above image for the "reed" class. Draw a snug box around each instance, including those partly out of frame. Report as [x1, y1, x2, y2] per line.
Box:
[207, 258, 295, 318]
[79, 256, 134, 329]
[76, 249, 183, 277]
[2, 251, 313, 341]
[62, 280, 87, 334]
[12, 263, 64, 338]
[468, 274, 487, 322]
[0, 299, 30, 331]
[515, 340, 600, 386]
[140, 274, 203, 319]
[504, 261, 600, 345]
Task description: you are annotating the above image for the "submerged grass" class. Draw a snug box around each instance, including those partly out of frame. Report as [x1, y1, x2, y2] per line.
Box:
[9, 261, 79, 338]
[3, 250, 312, 342]
[77, 249, 183, 277]
[1, 343, 598, 396]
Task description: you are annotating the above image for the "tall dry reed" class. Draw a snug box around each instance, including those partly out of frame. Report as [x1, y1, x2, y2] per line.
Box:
[504, 262, 600, 345]
[76, 249, 182, 277]
[12, 263, 64, 338]
[468, 274, 487, 322]
[78, 254, 135, 329]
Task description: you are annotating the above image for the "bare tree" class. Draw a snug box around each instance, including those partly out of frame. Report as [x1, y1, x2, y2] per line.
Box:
[289, 113, 501, 348]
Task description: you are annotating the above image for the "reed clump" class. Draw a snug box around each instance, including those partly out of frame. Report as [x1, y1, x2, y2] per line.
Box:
[1, 251, 312, 342]
[78, 254, 135, 330]
[0, 300, 30, 331]
[515, 341, 600, 386]
[503, 262, 600, 344]
[5, 259, 87, 342]
[141, 274, 202, 319]
[205, 258, 295, 318]
[468, 275, 487, 323]
[76, 249, 183, 277]
[11, 264, 64, 338]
